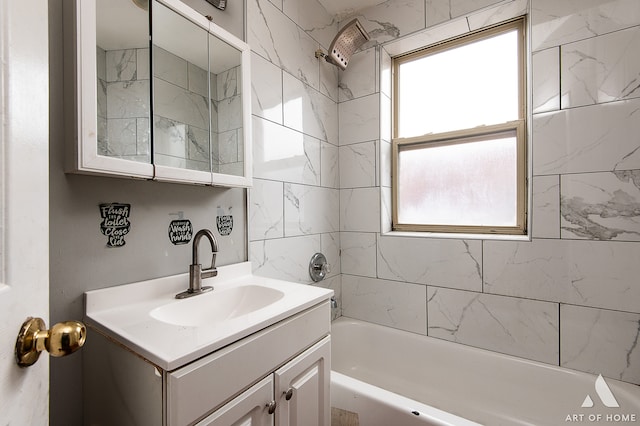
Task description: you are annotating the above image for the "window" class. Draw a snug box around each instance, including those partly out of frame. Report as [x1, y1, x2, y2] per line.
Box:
[392, 18, 527, 235]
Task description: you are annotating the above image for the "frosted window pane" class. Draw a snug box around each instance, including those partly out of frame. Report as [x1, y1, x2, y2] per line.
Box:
[397, 30, 519, 138]
[397, 135, 518, 226]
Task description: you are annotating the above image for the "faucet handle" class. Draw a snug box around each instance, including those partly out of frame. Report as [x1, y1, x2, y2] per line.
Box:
[309, 253, 330, 282]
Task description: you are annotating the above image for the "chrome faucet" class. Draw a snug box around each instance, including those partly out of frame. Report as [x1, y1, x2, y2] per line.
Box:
[176, 229, 218, 299]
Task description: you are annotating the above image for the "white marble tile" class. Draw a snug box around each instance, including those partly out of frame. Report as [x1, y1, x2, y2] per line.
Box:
[248, 0, 320, 90]
[97, 78, 107, 119]
[377, 235, 482, 291]
[427, 287, 560, 364]
[380, 92, 391, 143]
[250, 235, 321, 283]
[353, 0, 426, 47]
[342, 274, 427, 334]
[186, 125, 209, 163]
[107, 80, 149, 119]
[561, 305, 640, 385]
[320, 141, 339, 188]
[217, 95, 242, 133]
[106, 49, 137, 82]
[319, 57, 339, 102]
[466, 0, 527, 31]
[484, 239, 640, 314]
[339, 141, 376, 188]
[106, 118, 137, 156]
[282, 0, 335, 49]
[187, 63, 208, 98]
[338, 47, 377, 102]
[251, 52, 283, 124]
[561, 171, 640, 241]
[252, 116, 321, 185]
[137, 48, 149, 80]
[381, 186, 392, 233]
[154, 78, 209, 129]
[340, 232, 377, 277]
[317, 275, 342, 320]
[283, 72, 338, 144]
[250, 179, 284, 241]
[532, 0, 640, 51]
[284, 183, 339, 236]
[339, 93, 379, 145]
[426, 0, 452, 28]
[561, 26, 640, 109]
[380, 139, 391, 188]
[380, 47, 392, 99]
[153, 116, 186, 159]
[136, 118, 150, 158]
[532, 98, 640, 175]
[320, 232, 341, 279]
[533, 47, 560, 113]
[340, 188, 380, 232]
[153, 46, 188, 89]
[217, 66, 240, 101]
[532, 175, 560, 239]
[217, 129, 239, 163]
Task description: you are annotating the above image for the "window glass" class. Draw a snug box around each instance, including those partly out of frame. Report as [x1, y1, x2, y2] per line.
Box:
[392, 18, 527, 235]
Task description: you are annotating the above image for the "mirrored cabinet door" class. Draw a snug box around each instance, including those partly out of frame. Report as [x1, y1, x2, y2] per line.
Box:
[209, 23, 253, 187]
[65, 0, 251, 187]
[66, 0, 154, 178]
[152, 0, 212, 184]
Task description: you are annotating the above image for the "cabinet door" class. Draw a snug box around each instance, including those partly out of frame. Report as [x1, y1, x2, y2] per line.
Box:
[197, 376, 274, 426]
[274, 336, 331, 426]
[65, 0, 154, 179]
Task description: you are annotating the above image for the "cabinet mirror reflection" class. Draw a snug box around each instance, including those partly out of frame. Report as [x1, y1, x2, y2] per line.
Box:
[96, 0, 151, 164]
[94, 0, 245, 177]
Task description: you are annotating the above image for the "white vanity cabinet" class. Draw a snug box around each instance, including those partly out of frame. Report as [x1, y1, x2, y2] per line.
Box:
[199, 337, 330, 426]
[84, 301, 331, 426]
[64, 0, 252, 187]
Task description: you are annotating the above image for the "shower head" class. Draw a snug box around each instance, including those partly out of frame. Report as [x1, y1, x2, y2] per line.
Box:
[205, 0, 227, 11]
[319, 18, 370, 70]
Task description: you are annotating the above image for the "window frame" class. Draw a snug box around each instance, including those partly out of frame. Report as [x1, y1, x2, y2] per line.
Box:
[391, 17, 527, 236]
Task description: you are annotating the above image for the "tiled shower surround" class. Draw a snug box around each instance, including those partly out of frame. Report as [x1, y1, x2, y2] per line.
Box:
[97, 45, 243, 173]
[248, 0, 640, 386]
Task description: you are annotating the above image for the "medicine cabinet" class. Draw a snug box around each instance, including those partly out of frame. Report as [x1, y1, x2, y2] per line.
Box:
[64, 0, 252, 187]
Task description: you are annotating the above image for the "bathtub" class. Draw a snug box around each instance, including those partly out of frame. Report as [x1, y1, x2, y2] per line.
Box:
[331, 317, 640, 425]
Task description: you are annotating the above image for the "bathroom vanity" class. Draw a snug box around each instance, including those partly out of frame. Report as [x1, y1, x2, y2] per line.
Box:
[83, 262, 333, 425]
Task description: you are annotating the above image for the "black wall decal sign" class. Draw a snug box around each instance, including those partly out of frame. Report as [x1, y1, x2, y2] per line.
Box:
[216, 215, 233, 236]
[168, 219, 193, 245]
[99, 203, 131, 247]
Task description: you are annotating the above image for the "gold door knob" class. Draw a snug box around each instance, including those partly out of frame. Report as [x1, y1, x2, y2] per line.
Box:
[15, 317, 87, 367]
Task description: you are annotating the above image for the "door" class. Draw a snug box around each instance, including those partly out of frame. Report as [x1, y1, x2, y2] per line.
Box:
[274, 336, 331, 426]
[0, 0, 50, 424]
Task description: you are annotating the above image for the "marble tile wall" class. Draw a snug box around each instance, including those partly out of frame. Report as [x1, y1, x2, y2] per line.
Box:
[97, 46, 151, 163]
[337, 0, 640, 385]
[247, 0, 341, 299]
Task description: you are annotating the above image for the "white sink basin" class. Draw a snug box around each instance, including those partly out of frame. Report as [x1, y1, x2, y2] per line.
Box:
[84, 262, 333, 370]
[150, 284, 285, 327]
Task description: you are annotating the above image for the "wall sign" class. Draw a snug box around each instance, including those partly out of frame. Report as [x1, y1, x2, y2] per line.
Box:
[216, 215, 233, 236]
[99, 203, 131, 247]
[168, 219, 193, 245]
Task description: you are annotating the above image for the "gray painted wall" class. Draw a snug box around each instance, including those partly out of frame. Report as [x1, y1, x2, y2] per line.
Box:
[49, 1, 245, 424]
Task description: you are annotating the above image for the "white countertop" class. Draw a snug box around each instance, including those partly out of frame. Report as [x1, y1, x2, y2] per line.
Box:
[84, 262, 333, 371]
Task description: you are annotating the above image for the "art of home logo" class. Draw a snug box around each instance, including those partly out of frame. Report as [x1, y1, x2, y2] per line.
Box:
[565, 374, 637, 423]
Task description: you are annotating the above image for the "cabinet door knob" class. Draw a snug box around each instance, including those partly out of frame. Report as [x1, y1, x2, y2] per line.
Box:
[284, 388, 294, 401]
[266, 400, 277, 415]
